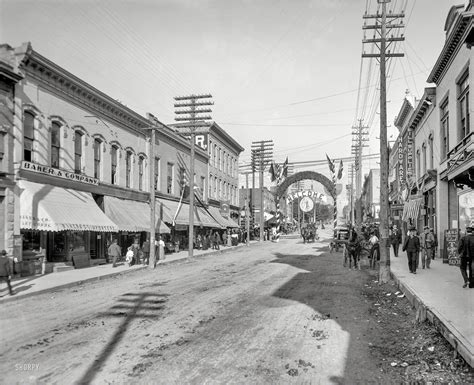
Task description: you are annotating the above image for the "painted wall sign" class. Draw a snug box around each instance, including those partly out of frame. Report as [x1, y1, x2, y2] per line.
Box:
[21, 161, 99, 186]
[406, 129, 414, 181]
[444, 229, 460, 266]
[286, 190, 324, 203]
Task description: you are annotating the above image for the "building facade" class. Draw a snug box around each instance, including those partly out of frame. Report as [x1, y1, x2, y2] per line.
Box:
[0, 42, 231, 274]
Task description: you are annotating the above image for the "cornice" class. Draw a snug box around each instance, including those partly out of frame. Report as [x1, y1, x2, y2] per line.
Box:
[394, 98, 414, 130]
[427, 12, 474, 84]
[17, 45, 151, 134]
[408, 88, 436, 131]
[209, 121, 245, 154]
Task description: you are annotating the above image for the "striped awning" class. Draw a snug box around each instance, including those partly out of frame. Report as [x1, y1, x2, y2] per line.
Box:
[19, 180, 118, 232]
[402, 197, 424, 222]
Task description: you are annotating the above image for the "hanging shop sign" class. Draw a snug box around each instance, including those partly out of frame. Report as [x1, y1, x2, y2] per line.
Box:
[398, 145, 405, 189]
[299, 196, 314, 213]
[21, 161, 99, 186]
[287, 190, 324, 203]
[406, 129, 414, 181]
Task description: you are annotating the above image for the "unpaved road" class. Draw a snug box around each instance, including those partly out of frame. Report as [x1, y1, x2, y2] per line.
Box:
[1, 230, 471, 384]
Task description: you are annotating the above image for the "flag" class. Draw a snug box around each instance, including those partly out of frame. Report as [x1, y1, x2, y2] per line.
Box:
[326, 154, 335, 174]
[337, 159, 343, 180]
[281, 157, 288, 179]
[269, 162, 277, 182]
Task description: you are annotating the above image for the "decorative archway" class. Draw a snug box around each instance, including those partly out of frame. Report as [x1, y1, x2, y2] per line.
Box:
[272, 171, 337, 235]
[275, 171, 336, 202]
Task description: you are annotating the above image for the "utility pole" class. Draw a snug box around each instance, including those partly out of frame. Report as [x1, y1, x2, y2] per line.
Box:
[348, 163, 356, 225]
[363, 0, 404, 282]
[251, 140, 273, 242]
[174, 94, 213, 258]
[351, 119, 369, 229]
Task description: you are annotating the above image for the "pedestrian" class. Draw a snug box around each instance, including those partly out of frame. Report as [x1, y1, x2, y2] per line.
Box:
[390, 224, 402, 257]
[431, 228, 438, 259]
[128, 238, 140, 266]
[0, 250, 14, 296]
[142, 238, 150, 266]
[108, 238, 122, 268]
[457, 226, 474, 288]
[213, 231, 220, 250]
[156, 235, 166, 262]
[403, 227, 420, 274]
[420, 225, 435, 269]
[222, 231, 228, 247]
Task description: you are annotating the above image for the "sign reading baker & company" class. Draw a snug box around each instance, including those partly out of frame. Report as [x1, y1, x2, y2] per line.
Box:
[21, 161, 99, 186]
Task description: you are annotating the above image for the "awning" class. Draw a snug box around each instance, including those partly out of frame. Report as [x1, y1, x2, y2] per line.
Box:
[402, 197, 424, 222]
[207, 206, 239, 228]
[104, 196, 170, 234]
[19, 180, 118, 232]
[157, 198, 223, 229]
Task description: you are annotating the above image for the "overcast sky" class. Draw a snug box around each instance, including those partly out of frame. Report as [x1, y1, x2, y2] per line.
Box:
[1, 0, 462, 185]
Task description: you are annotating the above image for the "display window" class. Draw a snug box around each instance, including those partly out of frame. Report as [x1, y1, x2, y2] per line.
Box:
[459, 189, 474, 233]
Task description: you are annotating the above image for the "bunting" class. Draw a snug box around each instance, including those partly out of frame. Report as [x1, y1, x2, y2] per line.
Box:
[337, 159, 343, 180]
[326, 154, 335, 174]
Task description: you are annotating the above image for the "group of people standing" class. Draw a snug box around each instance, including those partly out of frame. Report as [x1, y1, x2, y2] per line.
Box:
[402, 225, 436, 274]
[107, 236, 166, 268]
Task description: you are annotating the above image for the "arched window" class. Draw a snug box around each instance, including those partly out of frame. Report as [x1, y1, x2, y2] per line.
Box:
[93, 138, 102, 179]
[111, 145, 118, 185]
[429, 135, 434, 170]
[24, 111, 35, 162]
[422, 143, 427, 175]
[51, 121, 61, 168]
[74, 131, 83, 173]
[138, 156, 144, 191]
[125, 151, 132, 188]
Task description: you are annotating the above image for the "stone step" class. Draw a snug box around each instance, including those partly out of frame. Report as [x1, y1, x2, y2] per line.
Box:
[53, 264, 74, 273]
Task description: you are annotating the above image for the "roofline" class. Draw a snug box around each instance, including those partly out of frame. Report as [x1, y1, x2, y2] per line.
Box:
[427, 12, 474, 84]
[407, 87, 436, 130]
[394, 98, 414, 129]
[209, 121, 245, 153]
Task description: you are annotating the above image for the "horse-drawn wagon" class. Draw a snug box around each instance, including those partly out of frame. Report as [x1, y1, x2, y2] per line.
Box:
[301, 223, 318, 243]
[330, 225, 350, 252]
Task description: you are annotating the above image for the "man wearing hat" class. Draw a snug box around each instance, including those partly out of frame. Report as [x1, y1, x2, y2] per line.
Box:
[458, 226, 474, 288]
[403, 226, 420, 274]
[420, 225, 435, 269]
[0, 250, 14, 296]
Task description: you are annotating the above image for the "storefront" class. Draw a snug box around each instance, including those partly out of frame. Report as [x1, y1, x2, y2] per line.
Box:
[157, 197, 223, 250]
[19, 179, 118, 271]
[402, 196, 423, 231]
[103, 195, 170, 253]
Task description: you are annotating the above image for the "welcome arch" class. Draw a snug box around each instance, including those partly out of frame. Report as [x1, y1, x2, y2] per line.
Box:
[275, 171, 336, 202]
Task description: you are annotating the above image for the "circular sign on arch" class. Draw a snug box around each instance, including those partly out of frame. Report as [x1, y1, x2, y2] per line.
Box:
[299, 196, 314, 212]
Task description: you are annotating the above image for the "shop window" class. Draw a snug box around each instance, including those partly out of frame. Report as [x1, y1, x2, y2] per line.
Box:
[70, 231, 86, 253]
[458, 70, 470, 141]
[22, 231, 41, 254]
[24, 111, 35, 162]
[167, 162, 174, 194]
[111, 145, 118, 185]
[74, 131, 83, 173]
[440, 99, 449, 159]
[125, 151, 132, 188]
[138, 156, 144, 191]
[93, 139, 101, 179]
[51, 121, 61, 168]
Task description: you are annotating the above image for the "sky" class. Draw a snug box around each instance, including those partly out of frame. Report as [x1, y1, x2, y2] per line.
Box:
[0, 0, 463, 190]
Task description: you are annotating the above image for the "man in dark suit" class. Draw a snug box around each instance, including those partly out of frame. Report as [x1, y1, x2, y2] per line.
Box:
[403, 227, 420, 274]
[458, 226, 474, 288]
[0, 250, 14, 295]
[390, 224, 402, 257]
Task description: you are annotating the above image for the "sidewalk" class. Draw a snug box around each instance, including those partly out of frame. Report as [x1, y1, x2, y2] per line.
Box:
[0, 241, 258, 303]
[390, 248, 474, 367]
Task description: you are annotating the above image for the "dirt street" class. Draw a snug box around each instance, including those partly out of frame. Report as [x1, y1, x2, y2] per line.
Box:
[1, 230, 472, 384]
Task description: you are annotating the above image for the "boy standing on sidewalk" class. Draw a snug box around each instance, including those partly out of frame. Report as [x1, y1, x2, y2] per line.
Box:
[403, 227, 420, 274]
[108, 239, 121, 268]
[420, 226, 435, 269]
[0, 250, 14, 295]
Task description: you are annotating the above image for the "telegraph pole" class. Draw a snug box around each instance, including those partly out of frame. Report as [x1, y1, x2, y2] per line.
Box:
[174, 94, 213, 258]
[251, 140, 273, 242]
[363, 0, 404, 282]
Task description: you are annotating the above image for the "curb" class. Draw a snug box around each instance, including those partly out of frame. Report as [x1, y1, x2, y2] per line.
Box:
[390, 270, 474, 368]
[0, 242, 256, 304]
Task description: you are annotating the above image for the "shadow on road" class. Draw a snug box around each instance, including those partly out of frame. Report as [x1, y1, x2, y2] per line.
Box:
[270, 250, 380, 384]
[76, 282, 169, 385]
